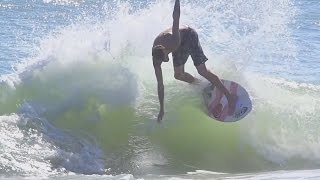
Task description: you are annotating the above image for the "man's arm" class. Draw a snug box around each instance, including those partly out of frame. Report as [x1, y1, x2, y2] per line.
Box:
[153, 60, 165, 122]
[172, 0, 180, 43]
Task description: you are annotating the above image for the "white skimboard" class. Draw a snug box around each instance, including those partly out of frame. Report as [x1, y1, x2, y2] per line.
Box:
[203, 80, 252, 122]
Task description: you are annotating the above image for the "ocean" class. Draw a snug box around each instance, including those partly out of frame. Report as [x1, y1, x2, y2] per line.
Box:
[0, 0, 319, 179]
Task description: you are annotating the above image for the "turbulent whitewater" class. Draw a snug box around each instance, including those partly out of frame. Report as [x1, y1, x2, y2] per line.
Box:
[0, 0, 319, 179]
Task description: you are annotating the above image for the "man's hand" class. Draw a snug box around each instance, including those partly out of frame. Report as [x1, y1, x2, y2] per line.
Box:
[172, 0, 180, 20]
[157, 109, 164, 123]
[172, 0, 180, 37]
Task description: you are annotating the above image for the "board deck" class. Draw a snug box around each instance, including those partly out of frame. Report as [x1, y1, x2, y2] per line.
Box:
[203, 80, 252, 122]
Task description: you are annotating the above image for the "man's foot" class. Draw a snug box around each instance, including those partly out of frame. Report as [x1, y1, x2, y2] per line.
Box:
[191, 77, 201, 85]
[228, 94, 238, 115]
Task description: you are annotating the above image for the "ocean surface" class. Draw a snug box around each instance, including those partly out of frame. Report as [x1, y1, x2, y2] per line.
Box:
[0, 0, 319, 179]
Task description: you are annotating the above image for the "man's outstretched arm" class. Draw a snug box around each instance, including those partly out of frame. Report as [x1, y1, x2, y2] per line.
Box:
[153, 61, 165, 122]
[172, 0, 180, 44]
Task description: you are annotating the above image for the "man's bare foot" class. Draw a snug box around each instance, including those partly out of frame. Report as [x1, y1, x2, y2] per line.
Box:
[191, 78, 201, 85]
[227, 94, 238, 115]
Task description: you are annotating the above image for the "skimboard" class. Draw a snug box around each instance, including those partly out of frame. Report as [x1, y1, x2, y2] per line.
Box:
[203, 80, 252, 122]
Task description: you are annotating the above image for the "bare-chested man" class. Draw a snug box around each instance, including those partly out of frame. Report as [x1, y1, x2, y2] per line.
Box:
[152, 0, 237, 122]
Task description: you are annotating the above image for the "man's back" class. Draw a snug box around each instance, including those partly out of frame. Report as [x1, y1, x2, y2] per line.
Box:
[153, 26, 189, 53]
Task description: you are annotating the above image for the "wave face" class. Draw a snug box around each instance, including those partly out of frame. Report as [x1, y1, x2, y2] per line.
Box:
[0, 0, 319, 177]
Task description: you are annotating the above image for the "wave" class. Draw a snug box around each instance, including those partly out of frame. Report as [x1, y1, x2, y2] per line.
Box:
[1, 0, 319, 177]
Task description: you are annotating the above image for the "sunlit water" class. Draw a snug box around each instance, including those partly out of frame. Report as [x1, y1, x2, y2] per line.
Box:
[0, 0, 319, 179]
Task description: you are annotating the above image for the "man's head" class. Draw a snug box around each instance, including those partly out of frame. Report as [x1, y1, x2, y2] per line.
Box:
[152, 45, 169, 62]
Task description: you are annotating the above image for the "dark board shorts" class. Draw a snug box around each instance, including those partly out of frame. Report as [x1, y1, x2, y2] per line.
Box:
[172, 27, 208, 67]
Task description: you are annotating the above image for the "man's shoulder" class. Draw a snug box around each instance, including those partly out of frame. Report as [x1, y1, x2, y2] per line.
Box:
[154, 29, 172, 42]
[180, 25, 189, 29]
[156, 25, 189, 36]
[169, 25, 190, 31]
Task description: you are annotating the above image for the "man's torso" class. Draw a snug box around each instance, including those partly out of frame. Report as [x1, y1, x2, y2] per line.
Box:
[153, 25, 189, 53]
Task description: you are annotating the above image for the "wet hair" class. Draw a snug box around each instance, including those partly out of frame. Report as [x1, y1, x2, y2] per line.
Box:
[152, 45, 165, 61]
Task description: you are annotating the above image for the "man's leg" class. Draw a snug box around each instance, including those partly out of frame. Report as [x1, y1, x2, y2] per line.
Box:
[195, 64, 221, 85]
[196, 63, 237, 114]
[196, 63, 230, 97]
[174, 65, 196, 84]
